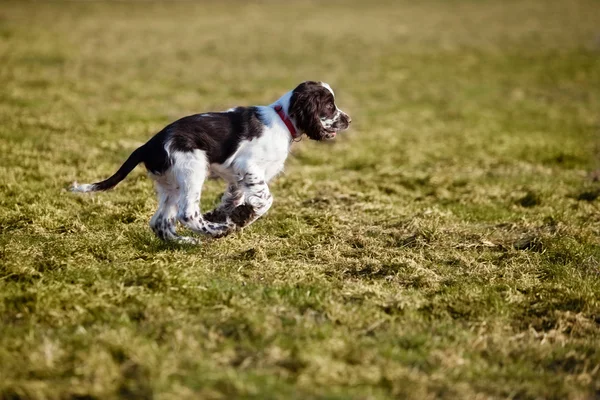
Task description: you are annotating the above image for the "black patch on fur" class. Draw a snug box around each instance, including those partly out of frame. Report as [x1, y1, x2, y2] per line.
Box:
[138, 133, 172, 175]
[204, 209, 229, 223]
[163, 107, 265, 164]
[245, 180, 265, 187]
[231, 203, 255, 227]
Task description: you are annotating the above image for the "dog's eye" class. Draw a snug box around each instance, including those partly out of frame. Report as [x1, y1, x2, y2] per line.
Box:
[326, 103, 334, 110]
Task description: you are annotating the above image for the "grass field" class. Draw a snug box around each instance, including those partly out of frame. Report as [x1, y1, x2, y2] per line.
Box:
[1, 0, 600, 398]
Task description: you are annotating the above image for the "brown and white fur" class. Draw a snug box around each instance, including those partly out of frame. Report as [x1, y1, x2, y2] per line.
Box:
[71, 81, 351, 242]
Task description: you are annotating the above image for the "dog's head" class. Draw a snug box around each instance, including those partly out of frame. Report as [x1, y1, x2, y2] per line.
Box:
[288, 81, 351, 140]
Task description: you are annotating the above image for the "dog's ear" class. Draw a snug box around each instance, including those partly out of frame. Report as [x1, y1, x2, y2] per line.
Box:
[289, 82, 327, 141]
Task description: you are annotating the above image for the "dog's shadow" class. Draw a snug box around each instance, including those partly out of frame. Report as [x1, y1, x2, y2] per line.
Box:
[125, 229, 209, 254]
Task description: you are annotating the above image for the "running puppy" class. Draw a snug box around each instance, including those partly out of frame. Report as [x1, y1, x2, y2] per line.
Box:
[71, 81, 351, 242]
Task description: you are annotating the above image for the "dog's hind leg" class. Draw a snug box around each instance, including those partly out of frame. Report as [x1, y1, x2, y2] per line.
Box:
[173, 151, 235, 238]
[150, 174, 196, 243]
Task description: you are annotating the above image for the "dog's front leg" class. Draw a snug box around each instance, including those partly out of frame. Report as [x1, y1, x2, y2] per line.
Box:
[203, 184, 244, 224]
[230, 172, 273, 229]
[201, 172, 272, 237]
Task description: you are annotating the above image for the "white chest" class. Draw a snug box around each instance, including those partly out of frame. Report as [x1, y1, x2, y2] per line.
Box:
[244, 126, 291, 182]
[211, 122, 292, 184]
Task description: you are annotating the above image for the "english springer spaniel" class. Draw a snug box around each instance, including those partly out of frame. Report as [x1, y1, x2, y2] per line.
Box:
[71, 81, 351, 242]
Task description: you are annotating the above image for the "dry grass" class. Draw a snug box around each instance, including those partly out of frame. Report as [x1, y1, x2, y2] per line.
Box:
[1, 0, 600, 398]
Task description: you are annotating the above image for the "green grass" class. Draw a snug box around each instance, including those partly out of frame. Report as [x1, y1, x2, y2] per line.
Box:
[1, 0, 600, 398]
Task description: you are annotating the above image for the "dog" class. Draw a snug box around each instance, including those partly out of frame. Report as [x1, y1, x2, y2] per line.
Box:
[71, 81, 351, 242]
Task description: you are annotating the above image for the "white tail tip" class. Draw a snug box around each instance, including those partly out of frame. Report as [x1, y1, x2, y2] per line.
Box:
[70, 182, 95, 193]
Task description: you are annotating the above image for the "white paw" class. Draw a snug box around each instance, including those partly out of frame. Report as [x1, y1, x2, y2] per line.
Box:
[176, 236, 200, 244]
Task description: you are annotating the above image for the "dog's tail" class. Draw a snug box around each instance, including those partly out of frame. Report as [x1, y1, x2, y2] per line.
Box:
[71, 145, 145, 193]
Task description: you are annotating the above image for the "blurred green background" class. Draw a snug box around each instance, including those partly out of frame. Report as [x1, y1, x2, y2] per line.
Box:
[0, 1, 599, 399]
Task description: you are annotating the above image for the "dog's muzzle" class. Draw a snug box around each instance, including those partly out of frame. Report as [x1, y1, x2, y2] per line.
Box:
[338, 111, 351, 130]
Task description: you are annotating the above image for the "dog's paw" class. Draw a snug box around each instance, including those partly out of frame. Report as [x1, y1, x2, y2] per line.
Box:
[175, 236, 200, 244]
[203, 209, 229, 223]
[230, 203, 255, 227]
[70, 181, 96, 193]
